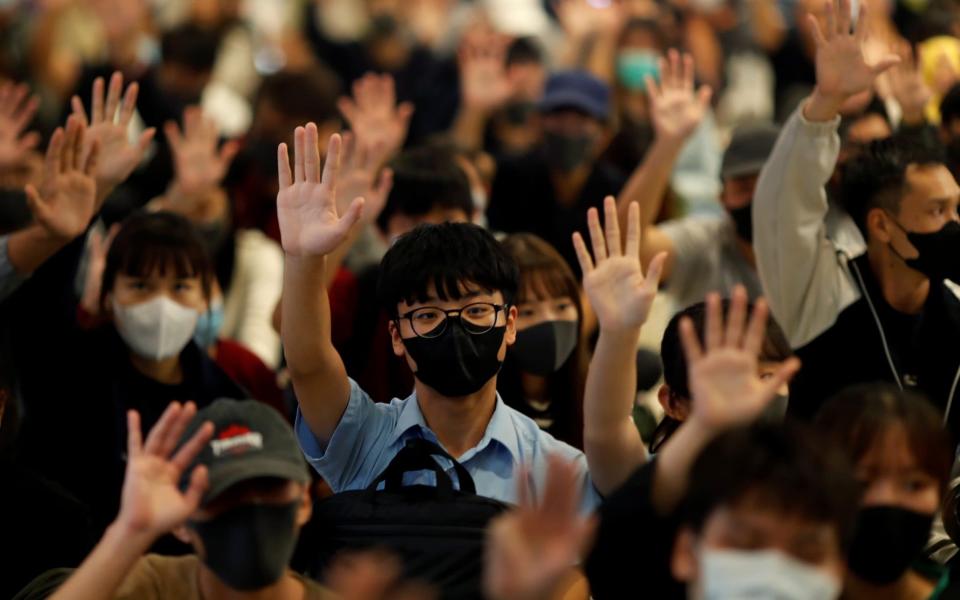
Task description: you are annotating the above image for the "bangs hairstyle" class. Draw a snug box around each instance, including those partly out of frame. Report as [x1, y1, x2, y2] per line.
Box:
[682, 422, 861, 550]
[378, 222, 519, 316]
[501, 233, 582, 316]
[815, 384, 954, 493]
[99, 211, 214, 309]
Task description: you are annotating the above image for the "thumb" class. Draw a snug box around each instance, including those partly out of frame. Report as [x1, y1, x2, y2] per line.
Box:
[761, 357, 802, 400]
[871, 54, 901, 75]
[339, 196, 365, 231]
[644, 251, 668, 290]
[24, 183, 51, 223]
[181, 465, 209, 513]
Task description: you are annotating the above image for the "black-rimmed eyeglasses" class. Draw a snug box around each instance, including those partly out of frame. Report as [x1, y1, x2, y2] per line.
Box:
[396, 302, 507, 339]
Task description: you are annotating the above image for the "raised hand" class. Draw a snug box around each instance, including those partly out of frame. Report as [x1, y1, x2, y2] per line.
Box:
[680, 286, 801, 432]
[277, 124, 364, 257]
[574, 197, 666, 332]
[0, 81, 40, 170]
[71, 72, 155, 193]
[458, 29, 515, 114]
[806, 0, 899, 119]
[337, 73, 413, 169]
[484, 457, 596, 600]
[337, 132, 393, 225]
[164, 106, 239, 199]
[647, 50, 713, 143]
[117, 402, 214, 538]
[886, 41, 931, 125]
[25, 115, 99, 241]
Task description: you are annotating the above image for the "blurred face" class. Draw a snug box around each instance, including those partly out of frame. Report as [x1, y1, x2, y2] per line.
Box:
[158, 63, 212, 106]
[856, 426, 941, 514]
[871, 164, 960, 258]
[719, 174, 759, 211]
[541, 110, 604, 141]
[110, 268, 207, 313]
[507, 62, 547, 103]
[192, 479, 307, 522]
[672, 500, 846, 592]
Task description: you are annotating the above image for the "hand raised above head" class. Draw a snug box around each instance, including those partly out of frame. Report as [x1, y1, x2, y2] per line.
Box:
[276, 124, 365, 258]
[337, 73, 413, 169]
[0, 81, 40, 171]
[647, 49, 713, 143]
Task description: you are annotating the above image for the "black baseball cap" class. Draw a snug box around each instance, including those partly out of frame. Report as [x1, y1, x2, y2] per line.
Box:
[721, 123, 781, 179]
[538, 70, 611, 122]
[177, 399, 309, 505]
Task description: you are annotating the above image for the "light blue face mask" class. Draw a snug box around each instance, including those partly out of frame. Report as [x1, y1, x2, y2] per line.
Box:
[616, 50, 661, 91]
[194, 301, 225, 349]
[699, 549, 841, 600]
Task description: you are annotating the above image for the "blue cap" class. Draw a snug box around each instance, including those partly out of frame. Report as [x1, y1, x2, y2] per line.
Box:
[538, 70, 611, 122]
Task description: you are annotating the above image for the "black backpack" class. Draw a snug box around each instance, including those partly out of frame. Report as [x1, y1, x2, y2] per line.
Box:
[296, 438, 510, 599]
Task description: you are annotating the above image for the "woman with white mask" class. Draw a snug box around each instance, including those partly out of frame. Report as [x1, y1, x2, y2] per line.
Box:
[10, 211, 248, 541]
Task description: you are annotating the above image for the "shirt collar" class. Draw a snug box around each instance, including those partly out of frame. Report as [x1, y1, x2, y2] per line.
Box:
[392, 391, 522, 463]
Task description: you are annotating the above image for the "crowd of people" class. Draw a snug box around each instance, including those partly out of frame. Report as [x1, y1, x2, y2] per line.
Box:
[3, 0, 960, 597]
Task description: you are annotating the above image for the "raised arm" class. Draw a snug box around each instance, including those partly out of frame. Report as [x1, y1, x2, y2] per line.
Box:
[752, 0, 899, 347]
[651, 287, 800, 514]
[6, 116, 98, 279]
[278, 124, 364, 442]
[337, 73, 413, 170]
[574, 197, 666, 497]
[0, 80, 40, 173]
[450, 28, 514, 152]
[616, 50, 712, 276]
[49, 402, 213, 600]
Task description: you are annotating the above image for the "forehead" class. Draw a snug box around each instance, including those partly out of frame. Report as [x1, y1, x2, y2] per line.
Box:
[846, 114, 891, 145]
[856, 424, 920, 473]
[703, 502, 839, 548]
[903, 164, 960, 204]
[398, 280, 504, 310]
[115, 268, 200, 281]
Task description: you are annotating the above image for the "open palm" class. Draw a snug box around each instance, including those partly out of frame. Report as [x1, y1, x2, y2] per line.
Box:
[165, 106, 239, 198]
[277, 124, 364, 257]
[72, 72, 155, 190]
[118, 402, 213, 537]
[337, 74, 413, 169]
[574, 197, 665, 332]
[648, 50, 713, 142]
[0, 81, 40, 170]
[809, 0, 899, 101]
[26, 116, 99, 240]
[681, 287, 801, 431]
[337, 132, 393, 224]
[458, 29, 515, 114]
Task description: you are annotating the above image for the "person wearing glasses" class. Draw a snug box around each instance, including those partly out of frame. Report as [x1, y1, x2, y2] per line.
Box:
[276, 124, 599, 510]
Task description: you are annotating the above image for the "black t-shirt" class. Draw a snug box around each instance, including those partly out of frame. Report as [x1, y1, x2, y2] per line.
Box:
[585, 459, 686, 600]
[487, 152, 626, 274]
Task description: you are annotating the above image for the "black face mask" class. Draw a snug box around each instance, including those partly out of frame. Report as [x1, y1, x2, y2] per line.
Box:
[542, 131, 594, 173]
[847, 506, 933, 584]
[191, 501, 300, 591]
[511, 320, 579, 376]
[892, 220, 960, 282]
[727, 204, 753, 242]
[503, 101, 537, 126]
[402, 321, 506, 397]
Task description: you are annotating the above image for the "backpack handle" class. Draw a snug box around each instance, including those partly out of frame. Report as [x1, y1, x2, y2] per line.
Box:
[370, 438, 477, 496]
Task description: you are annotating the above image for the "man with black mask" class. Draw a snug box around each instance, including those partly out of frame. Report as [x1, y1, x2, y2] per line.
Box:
[277, 124, 597, 509]
[753, 0, 960, 435]
[42, 399, 335, 600]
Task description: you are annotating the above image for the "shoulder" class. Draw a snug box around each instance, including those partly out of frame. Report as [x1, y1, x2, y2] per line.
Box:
[502, 401, 585, 462]
[116, 554, 197, 597]
[233, 229, 284, 268]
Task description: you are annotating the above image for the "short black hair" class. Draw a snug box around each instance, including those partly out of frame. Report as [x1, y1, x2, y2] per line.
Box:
[841, 133, 946, 234]
[506, 37, 544, 66]
[376, 145, 475, 232]
[377, 223, 519, 317]
[815, 383, 954, 494]
[941, 82, 960, 129]
[256, 67, 342, 125]
[682, 422, 861, 550]
[161, 24, 221, 72]
[100, 211, 214, 309]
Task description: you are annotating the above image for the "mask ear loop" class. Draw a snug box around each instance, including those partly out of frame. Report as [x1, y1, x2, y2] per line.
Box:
[882, 210, 914, 266]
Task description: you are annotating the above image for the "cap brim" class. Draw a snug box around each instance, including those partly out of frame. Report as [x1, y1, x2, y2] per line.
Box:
[538, 91, 608, 121]
[201, 457, 310, 505]
[721, 159, 769, 179]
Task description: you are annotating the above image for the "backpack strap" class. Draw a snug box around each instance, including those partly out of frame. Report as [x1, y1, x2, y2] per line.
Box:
[369, 438, 477, 497]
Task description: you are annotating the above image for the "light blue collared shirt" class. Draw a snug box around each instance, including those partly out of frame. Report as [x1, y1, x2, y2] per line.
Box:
[296, 379, 600, 512]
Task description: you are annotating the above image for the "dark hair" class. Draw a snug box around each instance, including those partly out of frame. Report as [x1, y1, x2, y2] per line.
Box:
[256, 67, 342, 125]
[376, 145, 475, 232]
[498, 234, 586, 448]
[682, 422, 861, 550]
[506, 37, 544, 66]
[100, 212, 215, 309]
[161, 24, 221, 72]
[815, 383, 954, 493]
[650, 299, 792, 452]
[377, 222, 519, 317]
[841, 134, 946, 235]
[839, 96, 890, 143]
[941, 82, 960, 129]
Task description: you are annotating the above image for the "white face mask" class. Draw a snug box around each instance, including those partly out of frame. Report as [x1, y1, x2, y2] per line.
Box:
[113, 296, 200, 361]
[697, 549, 841, 600]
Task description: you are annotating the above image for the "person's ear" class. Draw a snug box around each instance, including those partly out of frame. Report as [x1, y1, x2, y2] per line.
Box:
[296, 484, 312, 526]
[505, 304, 518, 346]
[867, 207, 894, 243]
[658, 385, 690, 421]
[671, 527, 699, 583]
[388, 319, 405, 357]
